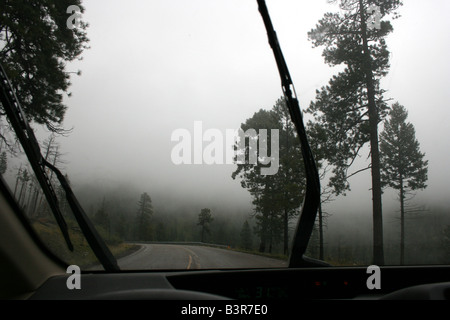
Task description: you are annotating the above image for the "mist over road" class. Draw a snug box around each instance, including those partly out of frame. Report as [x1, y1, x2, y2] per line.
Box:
[118, 244, 287, 270]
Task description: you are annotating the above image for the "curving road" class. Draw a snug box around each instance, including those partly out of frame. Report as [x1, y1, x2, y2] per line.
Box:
[117, 244, 287, 270]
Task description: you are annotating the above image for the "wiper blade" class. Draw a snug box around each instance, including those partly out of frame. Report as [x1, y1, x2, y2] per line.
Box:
[45, 160, 119, 272]
[0, 63, 73, 251]
[257, 0, 322, 267]
[0, 63, 119, 272]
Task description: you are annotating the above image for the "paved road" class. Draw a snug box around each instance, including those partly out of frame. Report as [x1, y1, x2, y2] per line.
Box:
[117, 244, 287, 270]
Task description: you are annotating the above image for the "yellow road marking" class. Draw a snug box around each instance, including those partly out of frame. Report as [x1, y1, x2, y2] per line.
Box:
[182, 246, 201, 269]
[187, 255, 192, 269]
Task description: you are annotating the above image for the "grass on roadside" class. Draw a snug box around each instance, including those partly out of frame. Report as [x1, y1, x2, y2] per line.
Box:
[32, 218, 139, 269]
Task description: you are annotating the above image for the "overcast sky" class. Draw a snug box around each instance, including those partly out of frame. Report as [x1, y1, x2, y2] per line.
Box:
[51, 0, 450, 213]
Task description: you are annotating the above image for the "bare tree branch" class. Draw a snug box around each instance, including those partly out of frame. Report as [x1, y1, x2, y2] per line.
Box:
[346, 164, 372, 180]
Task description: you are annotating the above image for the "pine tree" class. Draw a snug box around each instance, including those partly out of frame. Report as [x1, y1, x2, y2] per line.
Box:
[135, 192, 154, 241]
[197, 208, 213, 243]
[240, 220, 253, 250]
[306, 0, 402, 265]
[115, 213, 128, 240]
[380, 103, 428, 264]
[0, 0, 89, 134]
[93, 198, 110, 232]
[17, 168, 30, 207]
[0, 151, 7, 175]
[232, 98, 305, 254]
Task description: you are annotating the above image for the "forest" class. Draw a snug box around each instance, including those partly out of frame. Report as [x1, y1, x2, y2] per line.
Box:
[3, 123, 449, 266]
[0, 0, 449, 267]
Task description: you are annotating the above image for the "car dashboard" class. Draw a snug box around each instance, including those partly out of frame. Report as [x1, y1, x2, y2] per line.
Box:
[29, 265, 450, 300]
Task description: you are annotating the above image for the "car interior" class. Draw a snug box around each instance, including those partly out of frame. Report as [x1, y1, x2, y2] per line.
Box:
[1, 0, 450, 306]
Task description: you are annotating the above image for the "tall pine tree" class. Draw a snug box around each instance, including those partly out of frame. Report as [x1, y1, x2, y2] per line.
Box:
[306, 0, 402, 264]
[0, 0, 89, 135]
[135, 192, 154, 241]
[380, 103, 428, 265]
[232, 99, 305, 254]
[93, 198, 109, 232]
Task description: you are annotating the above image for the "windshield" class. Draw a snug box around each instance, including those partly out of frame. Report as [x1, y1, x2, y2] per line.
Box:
[1, 0, 449, 271]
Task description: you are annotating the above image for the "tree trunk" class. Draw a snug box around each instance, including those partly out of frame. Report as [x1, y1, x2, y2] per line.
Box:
[283, 208, 288, 255]
[26, 183, 34, 216]
[259, 239, 266, 253]
[359, 0, 384, 265]
[13, 167, 21, 198]
[268, 234, 273, 254]
[400, 178, 405, 265]
[319, 203, 324, 260]
[18, 180, 26, 206]
[259, 210, 268, 253]
[283, 114, 289, 256]
[30, 188, 40, 218]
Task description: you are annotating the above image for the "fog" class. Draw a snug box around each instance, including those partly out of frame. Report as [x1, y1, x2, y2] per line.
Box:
[55, 1, 335, 201]
[24, 0, 450, 258]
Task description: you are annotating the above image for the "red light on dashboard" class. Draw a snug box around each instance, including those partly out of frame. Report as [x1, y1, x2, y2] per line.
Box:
[343, 281, 349, 286]
[315, 281, 321, 286]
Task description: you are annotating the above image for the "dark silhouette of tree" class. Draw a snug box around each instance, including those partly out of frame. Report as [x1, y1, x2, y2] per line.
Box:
[307, 120, 337, 261]
[0, 0, 89, 137]
[55, 174, 71, 217]
[443, 225, 450, 261]
[306, 0, 402, 265]
[115, 213, 128, 240]
[135, 192, 154, 241]
[13, 165, 22, 198]
[273, 99, 306, 255]
[0, 151, 7, 175]
[93, 198, 109, 232]
[232, 98, 305, 254]
[29, 134, 66, 218]
[198, 208, 213, 242]
[17, 168, 30, 207]
[380, 103, 428, 265]
[240, 220, 252, 250]
[232, 107, 279, 252]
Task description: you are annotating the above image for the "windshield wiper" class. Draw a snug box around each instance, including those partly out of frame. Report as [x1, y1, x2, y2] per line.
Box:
[0, 63, 119, 272]
[257, 0, 323, 267]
